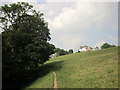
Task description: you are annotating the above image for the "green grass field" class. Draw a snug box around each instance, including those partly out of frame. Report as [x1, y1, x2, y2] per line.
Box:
[24, 47, 119, 88]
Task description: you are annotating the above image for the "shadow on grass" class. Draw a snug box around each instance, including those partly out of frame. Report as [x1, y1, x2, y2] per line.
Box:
[22, 60, 64, 89]
[38, 60, 64, 77]
[3, 60, 64, 90]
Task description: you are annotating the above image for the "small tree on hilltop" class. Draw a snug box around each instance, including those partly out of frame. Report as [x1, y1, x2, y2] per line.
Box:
[101, 43, 116, 49]
[68, 49, 74, 54]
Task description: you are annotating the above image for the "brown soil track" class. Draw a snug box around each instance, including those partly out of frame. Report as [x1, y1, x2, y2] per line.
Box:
[53, 72, 58, 89]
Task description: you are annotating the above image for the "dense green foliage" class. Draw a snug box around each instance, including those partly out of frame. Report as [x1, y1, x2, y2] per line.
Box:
[0, 2, 55, 88]
[101, 43, 116, 49]
[54, 48, 67, 56]
[68, 49, 73, 54]
[0, 34, 1, 72]
[54, 48, 61, 53]
[58, 49, 68, 56]
[54, 48, 74, 56]
[25, 47, 118, 88]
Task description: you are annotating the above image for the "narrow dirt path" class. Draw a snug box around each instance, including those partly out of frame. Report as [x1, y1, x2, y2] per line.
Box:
[53, 72, 57, 89]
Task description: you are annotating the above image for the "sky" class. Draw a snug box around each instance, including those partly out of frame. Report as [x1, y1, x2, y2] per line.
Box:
[0, 0, 119, 52]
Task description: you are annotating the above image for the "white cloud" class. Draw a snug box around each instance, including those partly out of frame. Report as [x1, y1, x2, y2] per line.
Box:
[108, 36, 118, 42]
[49, 2, 117, 33]
[0, 1, 118, 51]
[45, 0, 119, 2]
[95, 41, 106, 48]
[50, 33, 87, 51]
[1, 0, 37, 3]
[44, 2, 117, 51]
[107, 36, 118, 45]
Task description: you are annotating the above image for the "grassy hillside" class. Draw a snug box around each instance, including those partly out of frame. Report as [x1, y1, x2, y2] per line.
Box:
[24, 47, 119, 88]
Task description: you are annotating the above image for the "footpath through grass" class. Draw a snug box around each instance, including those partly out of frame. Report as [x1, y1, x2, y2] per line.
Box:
[24, 47, 119, 88]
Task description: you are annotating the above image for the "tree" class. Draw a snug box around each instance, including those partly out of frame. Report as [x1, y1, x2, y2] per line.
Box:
[68, 49, 73, 54]
[101, 43, 116, 49]
[54, 48, 61, 53]
[0, 33, 1, 72]
[54, 48, 68, 56]
[0, 2, 54, 88]
[58, 49, 68, 56]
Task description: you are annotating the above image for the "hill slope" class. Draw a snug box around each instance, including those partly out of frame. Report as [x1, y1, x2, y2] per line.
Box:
[25, 47, 118, 88]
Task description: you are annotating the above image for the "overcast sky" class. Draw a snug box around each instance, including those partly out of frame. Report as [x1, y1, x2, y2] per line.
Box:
[0, 0, 118, 52]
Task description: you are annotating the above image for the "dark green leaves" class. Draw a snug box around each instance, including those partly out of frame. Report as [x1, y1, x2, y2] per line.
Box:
[1, 2, 54, 88]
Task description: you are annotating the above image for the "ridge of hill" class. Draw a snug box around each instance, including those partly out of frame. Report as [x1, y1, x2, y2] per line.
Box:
[24, 47, 119, 88]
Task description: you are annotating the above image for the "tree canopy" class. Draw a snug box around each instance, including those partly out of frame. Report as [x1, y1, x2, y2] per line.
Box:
[68, 49, 74, 54]
[101, 43, 116, 49]
[0, 2, 55, 88]
[54, 48, 74, 56]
